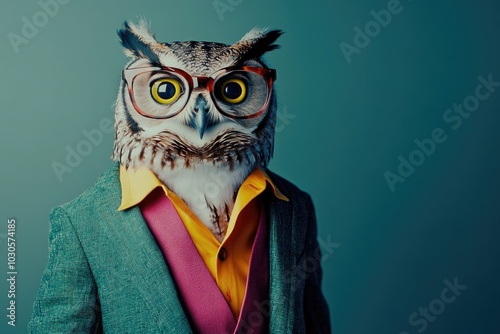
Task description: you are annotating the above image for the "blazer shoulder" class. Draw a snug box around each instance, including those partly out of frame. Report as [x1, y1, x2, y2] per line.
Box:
[56, 163, 121, 217]
[265, 169, 312, 202]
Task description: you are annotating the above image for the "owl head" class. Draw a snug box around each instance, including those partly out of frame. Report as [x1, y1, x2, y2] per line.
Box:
[112, 19, 283, 181]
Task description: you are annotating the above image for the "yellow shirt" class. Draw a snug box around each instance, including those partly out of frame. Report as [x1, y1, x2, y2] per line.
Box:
[118, 165, 288, 318]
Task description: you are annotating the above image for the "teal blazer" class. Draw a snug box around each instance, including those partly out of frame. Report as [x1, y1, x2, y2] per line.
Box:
[28, 164, 331, 333]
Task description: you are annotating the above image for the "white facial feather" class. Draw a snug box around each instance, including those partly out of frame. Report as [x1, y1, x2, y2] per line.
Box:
[238, 27, 272, 42]
[158, 161, 252, 228]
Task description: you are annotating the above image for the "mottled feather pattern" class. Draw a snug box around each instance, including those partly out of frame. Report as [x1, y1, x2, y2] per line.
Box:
[113, 101, 274, 240]
[231, 28, 284, 63]
[112, 20, 281, 240]
[166, 42, 237, 75]
[113, 118, 274, 171]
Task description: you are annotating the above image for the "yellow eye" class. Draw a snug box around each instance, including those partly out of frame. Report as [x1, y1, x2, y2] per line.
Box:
[219, 78, 247, 104]
[151, 78, 182, 104]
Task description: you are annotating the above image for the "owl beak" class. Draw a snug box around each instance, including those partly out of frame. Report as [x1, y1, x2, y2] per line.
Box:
[191, 94, 212, 140]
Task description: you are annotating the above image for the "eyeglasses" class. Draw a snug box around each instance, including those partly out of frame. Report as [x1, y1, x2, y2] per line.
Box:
[122, 65, 277, 120]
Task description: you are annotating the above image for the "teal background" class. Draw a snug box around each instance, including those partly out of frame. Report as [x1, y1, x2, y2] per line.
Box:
[1, 0, 499, 333]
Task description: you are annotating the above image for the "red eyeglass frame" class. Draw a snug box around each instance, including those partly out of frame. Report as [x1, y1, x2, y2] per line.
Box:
[122, 65, 277, 120]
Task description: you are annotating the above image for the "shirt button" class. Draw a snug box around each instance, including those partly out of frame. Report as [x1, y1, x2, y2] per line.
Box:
[218, 247, 227, 261]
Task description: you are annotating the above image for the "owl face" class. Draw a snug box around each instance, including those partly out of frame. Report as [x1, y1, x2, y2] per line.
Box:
[112, 20, 283, 175]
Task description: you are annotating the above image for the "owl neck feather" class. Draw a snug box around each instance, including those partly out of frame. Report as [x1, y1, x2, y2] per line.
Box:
[113, 126, 272, 240]
[112, 93, 275, 240]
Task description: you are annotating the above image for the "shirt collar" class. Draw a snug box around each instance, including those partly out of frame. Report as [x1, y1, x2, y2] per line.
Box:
[118, 165, 288, 211]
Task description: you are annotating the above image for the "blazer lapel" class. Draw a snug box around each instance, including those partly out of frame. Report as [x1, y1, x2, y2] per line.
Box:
[268, 196, 297, 333]
[99, 172, 192, 333]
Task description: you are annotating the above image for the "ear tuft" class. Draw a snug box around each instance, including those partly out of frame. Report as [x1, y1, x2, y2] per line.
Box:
[117, 18, 160, 62]
[232, 28, 284, 61]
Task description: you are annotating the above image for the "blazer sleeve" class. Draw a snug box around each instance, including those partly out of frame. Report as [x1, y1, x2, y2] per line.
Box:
[28, 207, 102, 333]
[303, 194, 332, 334]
